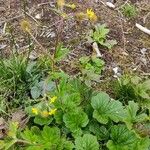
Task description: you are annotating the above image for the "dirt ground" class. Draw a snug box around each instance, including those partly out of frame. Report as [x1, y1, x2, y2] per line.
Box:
[0, 0, 150, 77]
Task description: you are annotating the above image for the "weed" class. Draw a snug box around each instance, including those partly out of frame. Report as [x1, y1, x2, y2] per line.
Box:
[113, 75, 150, 107]
[88, 24, 117, 49]
[121, 3, 138, 18]
[79, 56, 105, 87]
[0, 55, 51, 108]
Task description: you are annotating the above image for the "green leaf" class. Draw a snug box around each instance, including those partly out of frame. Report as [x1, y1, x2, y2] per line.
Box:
[34, 116, 53, 126]
[3, 139, 17, 150]
[75, 134, 99, 150]
[124, 101, 147, 129]
[107, 125, 137, 150]
[63, 109, 89, 135]
[58, 138, 74, 150]
[55, 44, 69, 61]
[30, 85, 41, 99]
[133, 137, 150, 150]
[89, 120, 109, 140]
[141, 80, 150, 91]
[91, 92, 125, 124]
[102, 40, 117, 49]
[8, 122, 19, 139]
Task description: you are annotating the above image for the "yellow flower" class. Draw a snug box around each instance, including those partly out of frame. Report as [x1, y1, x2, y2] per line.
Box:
[41, 110, 49, 118]
[86, 9, 97, 22]
[32, 108, 38, 115]
[50, 96, 57, 104]
[20, 19, 31, 33]
[49, 108, 57, 115]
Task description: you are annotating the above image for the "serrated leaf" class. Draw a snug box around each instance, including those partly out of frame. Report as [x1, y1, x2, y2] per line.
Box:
[133, 137, 150, 150]
[107, 125, 137, 150]
[63, 109, 89, 135]
[124, 101, 147, 129]
[102, 40, 117, 49]
[75, 134, 99, 150]
[91, 92, 125, 124]
[89, 120, 109, 140]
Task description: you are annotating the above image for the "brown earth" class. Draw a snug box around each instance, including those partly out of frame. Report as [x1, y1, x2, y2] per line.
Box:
[0, 0, 150, 77]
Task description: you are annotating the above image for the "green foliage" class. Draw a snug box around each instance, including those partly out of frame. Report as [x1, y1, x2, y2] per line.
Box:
[79, 56, 105, 87]
[55, 43, 70, 61]
[113, 75, 150, 107]
[124, 101, 148, 129]
[121, 3, 138, 18]
[75, 134, 100, 150]
[0, 55, 51, 108]
[88, 24, 117, 49]
[63, 109, 89, 136]
[91, 92, 125, 124]
[107, 125, 150, 150]
[107, 125, 137, 150]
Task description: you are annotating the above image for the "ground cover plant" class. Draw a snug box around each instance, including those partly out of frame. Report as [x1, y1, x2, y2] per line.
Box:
[0, 0, 150, 150]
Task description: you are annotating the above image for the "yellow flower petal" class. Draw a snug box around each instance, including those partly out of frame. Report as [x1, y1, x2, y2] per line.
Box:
[86, 9, 97, 22]
[49, 108, 57, 115]
[50, 96, 57, 104]
[32, 108, 38, 115]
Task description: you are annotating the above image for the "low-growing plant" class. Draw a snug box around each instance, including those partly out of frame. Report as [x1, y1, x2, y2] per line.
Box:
[121, 3, 138, 18]
[0, 55, 52, 108]
[1, 88, 150, 149]
[79, 56, 105, 87]
[88, 24, 117, 49]
[113, 75, 150, 107]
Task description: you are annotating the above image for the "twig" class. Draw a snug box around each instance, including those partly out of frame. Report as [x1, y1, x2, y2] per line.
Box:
[136, 23, 150, 35]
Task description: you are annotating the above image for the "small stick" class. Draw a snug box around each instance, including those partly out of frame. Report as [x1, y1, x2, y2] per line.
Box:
[136, 23, 150, 35]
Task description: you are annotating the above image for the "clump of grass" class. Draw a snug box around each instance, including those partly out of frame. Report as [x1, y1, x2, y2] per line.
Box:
[0, 55, 51, 108]
[121, 3, 138, 18]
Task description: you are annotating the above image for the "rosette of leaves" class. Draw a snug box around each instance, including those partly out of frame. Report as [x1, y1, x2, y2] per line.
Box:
[88, 24, 117, 49]
[91, 92, 125, 124]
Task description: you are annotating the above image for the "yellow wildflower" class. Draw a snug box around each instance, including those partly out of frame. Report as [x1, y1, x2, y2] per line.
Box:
[32, 108, 38, 115]
[86, 9, 97, 22]
[41, 110, 49, 118]
[49, 108, 57, 115]
[50, 96, 57, 104]
[20, 19, 31, 33]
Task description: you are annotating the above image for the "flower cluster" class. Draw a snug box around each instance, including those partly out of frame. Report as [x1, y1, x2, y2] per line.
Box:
[31, 96, 57, 118]
[86, 9, 97, 22]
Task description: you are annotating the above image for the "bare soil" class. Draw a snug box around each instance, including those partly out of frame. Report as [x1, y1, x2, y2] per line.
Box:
[0, 0, 150, 77]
